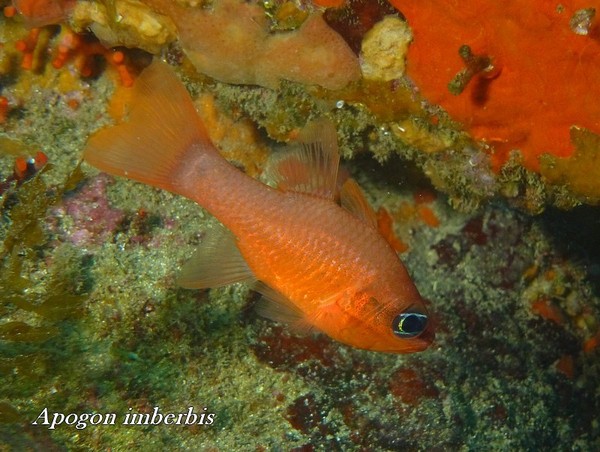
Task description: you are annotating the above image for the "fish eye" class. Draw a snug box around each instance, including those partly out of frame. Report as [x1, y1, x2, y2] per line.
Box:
[392, 308, 428, 338]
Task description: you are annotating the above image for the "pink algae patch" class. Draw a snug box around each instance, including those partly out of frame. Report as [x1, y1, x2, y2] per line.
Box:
[50, 174, 124, 247]
[390, 0, 600, 172]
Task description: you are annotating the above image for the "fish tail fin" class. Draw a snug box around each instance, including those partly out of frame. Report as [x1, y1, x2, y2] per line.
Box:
[83, 60, 217, 195]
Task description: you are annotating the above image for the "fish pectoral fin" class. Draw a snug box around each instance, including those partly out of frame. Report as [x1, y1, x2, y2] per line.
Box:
[339, 178, 378, 228]
[253, 282, 313, 333]
[265, 118, 340, 200]
[177, 224, 255, 289]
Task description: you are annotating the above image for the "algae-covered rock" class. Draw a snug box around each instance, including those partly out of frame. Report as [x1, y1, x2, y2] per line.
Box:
[70, 0, 177, 53]
[540, 127, 600, 205]
[1, 10, 600, 450]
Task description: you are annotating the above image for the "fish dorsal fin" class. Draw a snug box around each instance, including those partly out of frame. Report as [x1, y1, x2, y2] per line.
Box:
[340, 178, 378, 228]
[177, 224, 255, 289]
[266, 118, 340, 200]
[252, 282, 313, 333]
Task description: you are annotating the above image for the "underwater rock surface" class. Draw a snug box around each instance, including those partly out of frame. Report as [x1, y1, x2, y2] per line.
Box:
[1, 1, 599, 449]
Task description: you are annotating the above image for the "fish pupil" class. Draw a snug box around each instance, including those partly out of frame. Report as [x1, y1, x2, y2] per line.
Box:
[392, 311, 428, 338]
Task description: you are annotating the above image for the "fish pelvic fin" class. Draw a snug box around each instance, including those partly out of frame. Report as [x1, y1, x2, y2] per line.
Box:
[265, 118, 340, 200]
[252, 282, 313, 333]
[178, 224, 255, 289]
[83, 60, 217, 196]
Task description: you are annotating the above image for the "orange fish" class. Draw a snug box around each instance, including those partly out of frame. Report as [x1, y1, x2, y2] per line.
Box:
[83, 61, 433, 353]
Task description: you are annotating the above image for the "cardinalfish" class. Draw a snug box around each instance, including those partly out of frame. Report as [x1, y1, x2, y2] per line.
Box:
[83, 60, 434, 353]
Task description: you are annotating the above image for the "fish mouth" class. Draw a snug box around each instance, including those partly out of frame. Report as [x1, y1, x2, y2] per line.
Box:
[377, 323, 435, 354]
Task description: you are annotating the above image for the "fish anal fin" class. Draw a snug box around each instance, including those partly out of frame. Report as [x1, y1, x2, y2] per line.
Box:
[340, 178, 378, 228]
[84, 60, 217, 197]
[253, 282, 313, 333]
[265, 118, 340, 199]
[177, 224, 255, 289]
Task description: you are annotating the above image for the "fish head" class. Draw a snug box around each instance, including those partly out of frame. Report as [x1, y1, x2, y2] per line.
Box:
[334, 289, 435, 353]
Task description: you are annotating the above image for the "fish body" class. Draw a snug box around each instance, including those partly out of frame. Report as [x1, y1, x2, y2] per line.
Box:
[84, 61, 433, 353]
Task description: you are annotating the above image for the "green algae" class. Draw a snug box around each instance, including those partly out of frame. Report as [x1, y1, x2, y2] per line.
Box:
[0, 164, 89, 442]
[1, 165, 87, 325]
[211, 80, 319, 141]
[1, 170, 50, 255]
[0, 52, 104, 441]
[0, 402, 22, 423]
[0, 322, 59, 342]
